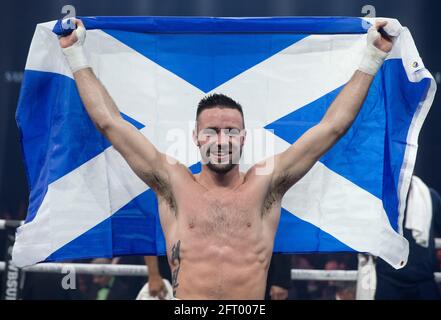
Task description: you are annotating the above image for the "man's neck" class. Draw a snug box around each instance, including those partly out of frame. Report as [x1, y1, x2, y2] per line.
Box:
[198, 165, 243, 190]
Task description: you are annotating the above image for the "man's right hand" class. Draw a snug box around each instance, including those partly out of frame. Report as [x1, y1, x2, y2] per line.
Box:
[59, 18, 84, 48]
[59, 18, 89, 73]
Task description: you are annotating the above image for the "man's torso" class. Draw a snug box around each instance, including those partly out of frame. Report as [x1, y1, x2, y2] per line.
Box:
[157, 169, 282, 299]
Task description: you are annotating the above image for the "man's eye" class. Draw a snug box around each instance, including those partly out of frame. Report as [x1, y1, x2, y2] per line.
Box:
[201, 129, 216, 136]
[226, 129, 241, 136]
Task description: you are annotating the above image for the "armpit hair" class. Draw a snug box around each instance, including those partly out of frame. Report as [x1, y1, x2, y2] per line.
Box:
[143, 171, 177, 214]
[262, 173, 292, 216]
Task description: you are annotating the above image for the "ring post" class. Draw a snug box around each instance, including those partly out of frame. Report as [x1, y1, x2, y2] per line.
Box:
[1, 220, 25, 300]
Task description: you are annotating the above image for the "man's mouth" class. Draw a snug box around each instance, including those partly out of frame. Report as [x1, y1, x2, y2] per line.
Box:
[211, 151, 231, 157]
[208, 149, 233, 162]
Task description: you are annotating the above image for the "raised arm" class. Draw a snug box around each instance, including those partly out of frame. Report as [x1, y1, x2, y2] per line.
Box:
[269, 21, 393, 195]
[59, 19, 182, 196]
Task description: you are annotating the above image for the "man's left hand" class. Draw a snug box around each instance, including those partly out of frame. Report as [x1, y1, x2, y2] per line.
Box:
[372, 21, 393, 53]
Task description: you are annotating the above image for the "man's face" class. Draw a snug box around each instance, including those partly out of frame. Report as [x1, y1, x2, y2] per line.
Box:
[194, 107, 246, 174]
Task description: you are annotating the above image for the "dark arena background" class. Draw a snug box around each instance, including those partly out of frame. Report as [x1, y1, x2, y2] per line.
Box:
[0, 0, 440, 304]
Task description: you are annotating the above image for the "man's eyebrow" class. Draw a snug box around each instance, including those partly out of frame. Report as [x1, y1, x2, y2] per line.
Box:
[202, 127, 219, 131]
[204, 126, 240, 130]
[201, 126, 242, 133]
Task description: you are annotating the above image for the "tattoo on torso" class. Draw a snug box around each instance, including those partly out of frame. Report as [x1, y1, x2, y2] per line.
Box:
[171, 240, 181, 296]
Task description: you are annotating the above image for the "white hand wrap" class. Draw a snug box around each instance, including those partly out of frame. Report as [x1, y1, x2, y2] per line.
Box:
[62, 25, 89, 73]
[358, 26, 389, 76]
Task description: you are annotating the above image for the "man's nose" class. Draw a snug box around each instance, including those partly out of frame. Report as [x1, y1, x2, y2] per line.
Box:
[217, 130, 230, 144]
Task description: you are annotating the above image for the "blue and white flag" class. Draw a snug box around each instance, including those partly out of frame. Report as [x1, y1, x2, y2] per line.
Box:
[13, 17, 436, 268]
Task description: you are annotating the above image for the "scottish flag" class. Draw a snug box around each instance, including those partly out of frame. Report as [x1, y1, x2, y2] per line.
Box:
[13, 17, 436, 268]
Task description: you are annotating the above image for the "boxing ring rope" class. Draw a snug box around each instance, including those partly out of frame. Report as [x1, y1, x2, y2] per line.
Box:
[0, 262, 439, 282]
[0, 219, 23, 230]
[1, 220, 440, 284]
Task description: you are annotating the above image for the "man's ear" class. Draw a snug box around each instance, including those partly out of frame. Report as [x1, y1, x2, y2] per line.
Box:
[193, 128, 200, 147]
[241, 129, 247, 146]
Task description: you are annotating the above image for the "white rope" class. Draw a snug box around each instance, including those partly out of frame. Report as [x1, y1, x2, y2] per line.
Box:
[0, 261, 439, 282]
[0, 262, 148, 276]
[436, 238, 441, 250]
[0, 219, 23, 229]
[291, 269, 357, 281]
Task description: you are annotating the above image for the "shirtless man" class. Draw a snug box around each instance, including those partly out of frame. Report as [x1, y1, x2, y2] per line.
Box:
[59, 19, 393, 299]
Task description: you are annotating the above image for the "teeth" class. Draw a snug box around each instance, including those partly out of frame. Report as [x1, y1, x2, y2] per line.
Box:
[209, 151, 232, 157]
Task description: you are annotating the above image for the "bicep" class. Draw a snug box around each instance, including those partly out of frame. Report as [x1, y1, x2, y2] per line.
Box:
[272, 122, 340, 193]
[100, 118, 170, 190]
[100, 118, 192, 201]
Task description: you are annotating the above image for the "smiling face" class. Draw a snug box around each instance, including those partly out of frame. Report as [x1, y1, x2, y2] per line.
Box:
[194, 107, 246, 174]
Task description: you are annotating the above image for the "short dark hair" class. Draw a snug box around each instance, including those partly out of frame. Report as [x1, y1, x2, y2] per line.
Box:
[196, 93, 244, 127]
